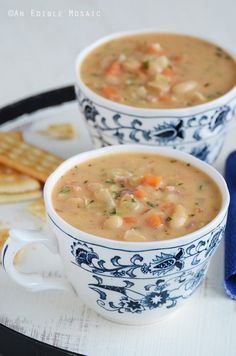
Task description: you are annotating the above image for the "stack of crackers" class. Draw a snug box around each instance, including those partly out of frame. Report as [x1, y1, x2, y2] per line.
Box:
[0, 131, 63, 203]
[0, 131, 63, 262]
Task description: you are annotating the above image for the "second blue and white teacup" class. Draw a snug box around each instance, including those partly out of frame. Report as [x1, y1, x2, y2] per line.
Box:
[75, 30, 236, 164]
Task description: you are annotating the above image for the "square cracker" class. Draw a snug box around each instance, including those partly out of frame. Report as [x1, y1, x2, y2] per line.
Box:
[42, 123, 76, 139]
[0, 163, 41, 194]
[0, 133, 63, 182]
[0, 163, 42, 203]
[0, 131, 23, 140]
[0, 190, 42, 204]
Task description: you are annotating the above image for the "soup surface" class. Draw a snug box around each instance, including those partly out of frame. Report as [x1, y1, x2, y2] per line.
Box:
[52, 153, 221, 242]
[81, 33, 236, 108]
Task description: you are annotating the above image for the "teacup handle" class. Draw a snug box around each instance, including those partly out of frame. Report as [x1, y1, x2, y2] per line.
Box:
[2, 228, 74, 293]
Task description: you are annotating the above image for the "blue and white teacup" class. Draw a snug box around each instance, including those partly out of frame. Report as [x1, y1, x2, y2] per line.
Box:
[75, 30, 236, 164]
[2, 145, 229, 325]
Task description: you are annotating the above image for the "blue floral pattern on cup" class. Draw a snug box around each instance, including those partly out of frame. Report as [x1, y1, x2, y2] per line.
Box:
[71, 224, 224, 278]
[75, 86, 236, 163]
[70, 217, 226, 314]
[88, 263, 208, 314]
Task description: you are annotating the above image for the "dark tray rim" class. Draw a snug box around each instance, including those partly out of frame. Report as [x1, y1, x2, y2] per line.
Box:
[0, 323, 83, 356]
[0, 85, 84, 356]
[0, 85, 76, 125]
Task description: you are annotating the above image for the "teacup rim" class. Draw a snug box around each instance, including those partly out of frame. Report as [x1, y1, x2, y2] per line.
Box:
[75, 28, 236, 116]
[44, 145, 230, 249]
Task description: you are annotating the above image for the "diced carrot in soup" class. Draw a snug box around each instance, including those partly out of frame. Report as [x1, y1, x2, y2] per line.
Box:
[123, 216, 138, 224]
[143, 175, 162, 187]
[81, 33, 236, 109]
[102, 86, 119, 99]
[146, 214, 163, 228]
[159, 95, 172, 103]
[105, 61, 122, 77]
[52, 153, 222, 242]
[162, 67, 175, 77]
[162, 202, 176, 214]
[134, 189, 146, 199]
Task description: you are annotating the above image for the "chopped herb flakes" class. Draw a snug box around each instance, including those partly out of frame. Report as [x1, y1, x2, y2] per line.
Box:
[109, 208, 116, 215]
[198, 184, 204, 191]
[142, 60, 149, 69]
[83, 180, 88, 184]
[105, 179, 115, 184]
[146, 201, 156, 208]
[55, 208, 63, 213]
[214, 47, 230, 60]
[166, 216, 172, 222]
[112, 191, 121, 199]
[103, 208, 117, 216]
[59, 186, 71, 194]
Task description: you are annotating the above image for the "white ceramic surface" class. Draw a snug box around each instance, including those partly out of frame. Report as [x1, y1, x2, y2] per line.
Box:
[2, 145, 229, 325]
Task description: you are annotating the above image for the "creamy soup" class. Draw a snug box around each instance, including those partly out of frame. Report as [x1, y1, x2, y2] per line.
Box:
[81, 33, 236, 108]
[52, 153, 221, 242]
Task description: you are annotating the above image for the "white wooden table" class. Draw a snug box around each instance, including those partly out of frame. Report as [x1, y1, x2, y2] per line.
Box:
[0, 1, 236, 355]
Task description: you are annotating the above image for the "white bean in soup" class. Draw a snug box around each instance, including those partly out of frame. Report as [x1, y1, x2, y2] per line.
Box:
[80, 33, 236, 109]
[52, 153, 222, 242]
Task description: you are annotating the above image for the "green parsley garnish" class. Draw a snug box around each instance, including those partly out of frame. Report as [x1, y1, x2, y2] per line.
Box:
[198, 184, 204, 191]
[146, 201, 155, 208]
[105, 179, 115, 184]
[59, 186, 71, 194]
[143, 60, 149, 69]
[109, 208, 116, 215]
[103, 208, 116, 216]
[112, 191, 121, 199]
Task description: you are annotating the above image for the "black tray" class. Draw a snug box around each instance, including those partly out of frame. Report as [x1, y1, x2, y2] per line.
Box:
[0, 85, 85, 356]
